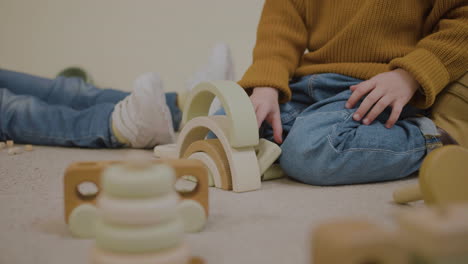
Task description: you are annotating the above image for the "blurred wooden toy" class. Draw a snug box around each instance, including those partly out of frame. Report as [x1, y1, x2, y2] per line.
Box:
[91, 162, 204, 264]
[24, 144, 33, 151]
[6, 140, 14, 148]
[393, 145, 468, 205]
[396, 204, 468, 264]
[64, 159, 209, 238]
[7, 147, 22, 155]
[311, 204, 468, 264]
[312, 220, 408, 264]
[0, 142, 5, 149]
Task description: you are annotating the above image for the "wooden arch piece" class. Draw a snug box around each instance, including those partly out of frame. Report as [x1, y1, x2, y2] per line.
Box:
[182, 81, 259, 148]
[177, 116, 261, 192]
[182, 139, 232, 190]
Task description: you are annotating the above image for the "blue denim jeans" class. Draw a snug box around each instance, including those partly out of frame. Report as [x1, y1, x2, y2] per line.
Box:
[215, 73, 441, 185]
[0, 69, 181, 148]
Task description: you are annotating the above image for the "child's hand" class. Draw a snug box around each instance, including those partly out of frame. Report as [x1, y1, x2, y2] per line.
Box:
[345, 69, 420, 128]
[250, 87, 283, 144]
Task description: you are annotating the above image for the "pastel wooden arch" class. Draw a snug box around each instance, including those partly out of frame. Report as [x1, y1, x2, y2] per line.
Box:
[182, 81, 259, 148]
[177, 116, 261, 192]
[186, 152, 218, 187]
[182, 139, 232, 190]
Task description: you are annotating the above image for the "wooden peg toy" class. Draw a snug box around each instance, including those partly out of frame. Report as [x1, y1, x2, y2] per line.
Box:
[64, 159, 209, 226]
[312, 219, 409, 264]
[6, 140, 14, 148]
[24, 144, 33, 151]
[91, 162, 205, 264]
[393, 145, 468, 205]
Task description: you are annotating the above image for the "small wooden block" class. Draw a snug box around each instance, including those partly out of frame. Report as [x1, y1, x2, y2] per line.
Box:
[182, 139, 231, 190]
[64, 159, 209, 224]
[0, 142, 5, 149]
[396, 204, 468, 259]
[7, 147, 22, 155]
[24, 144, 33, 151]
[154, 144, 178, 159]
[255, 138, 282, 176]
[312, 219, 408, 264]
[6, 140, 14, 147]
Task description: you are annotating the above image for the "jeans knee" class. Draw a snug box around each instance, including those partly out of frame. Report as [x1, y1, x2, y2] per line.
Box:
[279, 134, 342, 186]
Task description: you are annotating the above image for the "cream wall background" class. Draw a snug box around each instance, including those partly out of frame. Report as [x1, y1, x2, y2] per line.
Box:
[0, 0, 264, 92]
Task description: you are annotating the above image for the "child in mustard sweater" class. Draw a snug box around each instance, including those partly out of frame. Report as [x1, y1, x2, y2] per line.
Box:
[237, 0, 468, 185]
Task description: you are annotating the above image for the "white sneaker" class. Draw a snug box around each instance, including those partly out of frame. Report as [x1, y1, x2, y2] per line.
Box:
[112, 73, 175, 148]
[185, 42, 235, 115]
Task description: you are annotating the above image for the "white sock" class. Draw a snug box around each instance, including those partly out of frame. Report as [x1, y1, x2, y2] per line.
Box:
[112, 73, 175, 148]
[185, 42, 235, 115]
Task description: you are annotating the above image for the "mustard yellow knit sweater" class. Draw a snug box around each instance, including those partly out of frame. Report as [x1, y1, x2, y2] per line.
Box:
[238, 0, 468, 108]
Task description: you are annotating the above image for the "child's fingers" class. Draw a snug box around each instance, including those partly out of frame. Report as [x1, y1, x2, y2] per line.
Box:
[353, 88, 384, 121]
[255, 105, 269, 128]
[346, 80, 375, 109]
[269, 111, 283, 144]
[362, 96, 391, 125]
[385, 103, 404, 128]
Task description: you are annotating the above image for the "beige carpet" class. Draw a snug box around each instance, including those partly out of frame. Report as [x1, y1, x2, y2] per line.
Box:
[0, 145, 419, 264]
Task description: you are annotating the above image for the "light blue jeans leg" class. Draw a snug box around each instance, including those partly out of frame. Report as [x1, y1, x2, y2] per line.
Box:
[0, 69, 129, 109]
[0, 88, 121, 147]
[269, 74, 441, 185]
[0, 69, 182, 132]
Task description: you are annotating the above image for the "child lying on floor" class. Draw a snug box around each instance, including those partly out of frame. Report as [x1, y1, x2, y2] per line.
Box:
[0, 43, 234, 148]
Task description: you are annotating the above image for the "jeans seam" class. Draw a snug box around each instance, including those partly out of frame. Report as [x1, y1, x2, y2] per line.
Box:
[326, 113, 427, 154]
[295, 109, 350, 121]
[306, 75, 317, 99]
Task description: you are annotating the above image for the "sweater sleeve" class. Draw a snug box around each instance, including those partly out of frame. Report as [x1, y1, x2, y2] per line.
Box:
[389, 2, 468, 109]
[238, 0, 308, 103]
